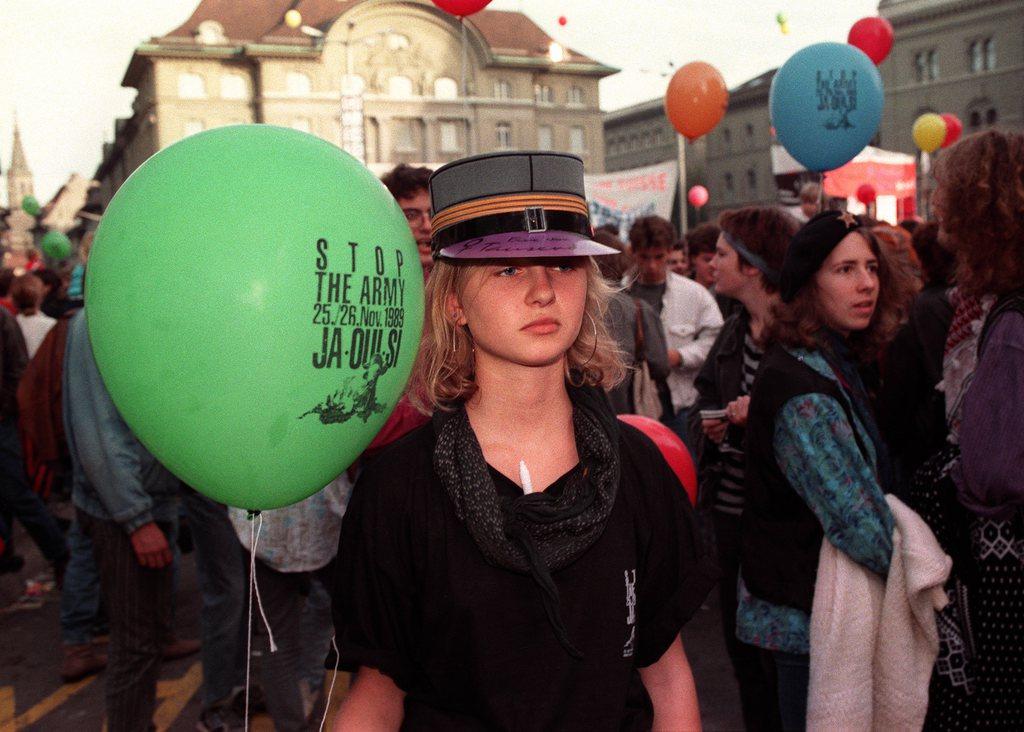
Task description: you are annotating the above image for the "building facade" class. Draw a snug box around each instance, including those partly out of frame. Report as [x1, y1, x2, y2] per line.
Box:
[94, 0, 616, 206]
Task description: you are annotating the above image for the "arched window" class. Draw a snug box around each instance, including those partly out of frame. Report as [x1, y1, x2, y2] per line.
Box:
[986, 108, 998, 125]
[196, 20, 226, 45]
[387, 33, 410, 51]
[220, 73, 246, 100]
[178, 72, 206, 99]
[433, 77, 458, 100]
[389, 76, 414, 98]
[568, 86, 584, 105]
[286, 71, 311, 96]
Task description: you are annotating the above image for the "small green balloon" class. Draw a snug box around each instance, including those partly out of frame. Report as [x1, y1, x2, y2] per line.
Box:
[776, 11, 787, 24]
[41, 230, 72, 260]
[22, 195, 40, 216]
[86, 125, 424, 510]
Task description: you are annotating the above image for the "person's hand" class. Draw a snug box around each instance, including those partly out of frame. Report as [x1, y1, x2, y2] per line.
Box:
[667, 349, 682, 368]
[725, 396, 751, 427]
[130, 522, 173, 569]
[701, 419, 728, 444]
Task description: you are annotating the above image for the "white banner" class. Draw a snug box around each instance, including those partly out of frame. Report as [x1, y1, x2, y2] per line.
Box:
[585, 161, 678, 240]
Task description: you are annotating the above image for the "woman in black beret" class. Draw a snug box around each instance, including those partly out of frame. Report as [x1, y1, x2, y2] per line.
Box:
[330, 152, 716, 731]
[733, 210, 914, 730]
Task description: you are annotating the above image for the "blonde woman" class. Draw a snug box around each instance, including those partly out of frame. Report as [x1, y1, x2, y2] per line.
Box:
[331, 152, 714, 731]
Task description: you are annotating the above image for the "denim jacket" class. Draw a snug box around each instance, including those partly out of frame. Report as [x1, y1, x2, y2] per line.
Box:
[62, 311, 178, 533]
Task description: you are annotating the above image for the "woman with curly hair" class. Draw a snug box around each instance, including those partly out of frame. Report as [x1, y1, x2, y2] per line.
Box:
[331, 152, 715, 730]
[735, 211, 914, 730]
[907, 129, 1024, 730]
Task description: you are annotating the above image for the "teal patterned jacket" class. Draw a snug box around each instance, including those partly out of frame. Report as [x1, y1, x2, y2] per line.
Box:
[736, 347, 894, 654]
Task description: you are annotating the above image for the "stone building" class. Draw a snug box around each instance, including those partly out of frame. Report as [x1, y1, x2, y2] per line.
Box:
[878, 0, 1023, 152]
[5, 119, 34, 211]
[94, 0, 616, 206]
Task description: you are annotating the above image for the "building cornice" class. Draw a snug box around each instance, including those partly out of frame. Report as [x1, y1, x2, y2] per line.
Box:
[880, 0, 1011, 28]
[885, 62, 1024, 95]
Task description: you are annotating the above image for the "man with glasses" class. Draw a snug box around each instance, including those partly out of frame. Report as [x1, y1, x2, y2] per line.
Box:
[381, 164, 434, 279]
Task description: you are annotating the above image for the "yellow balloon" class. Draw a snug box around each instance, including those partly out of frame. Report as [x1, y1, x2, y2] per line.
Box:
[912, 113, 947, 153]
[780, 21, 790, 34]
[284, 9, 302, 28]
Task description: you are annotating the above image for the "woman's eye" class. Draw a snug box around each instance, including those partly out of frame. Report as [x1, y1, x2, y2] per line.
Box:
[867, 263, 879, 274]
[838, 265, 853, 274]
[497, 266, 519, 277]
[552, 264, 576, 273]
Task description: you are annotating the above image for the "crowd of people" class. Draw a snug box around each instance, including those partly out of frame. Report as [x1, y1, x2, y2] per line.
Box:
[0, 129, 1020, 731]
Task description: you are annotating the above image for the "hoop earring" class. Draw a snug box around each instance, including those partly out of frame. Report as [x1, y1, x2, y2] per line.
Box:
[579, 312, 599, 370]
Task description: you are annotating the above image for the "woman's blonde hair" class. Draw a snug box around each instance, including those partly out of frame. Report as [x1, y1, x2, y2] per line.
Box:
[409, 258, 626, 414]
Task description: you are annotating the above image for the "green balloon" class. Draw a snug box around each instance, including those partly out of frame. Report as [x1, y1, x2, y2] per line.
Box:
[41, 230, 72, 259]
[776, 11, 787, 23]
[22, 195, 40, 216]
[86, 125, 424, 510]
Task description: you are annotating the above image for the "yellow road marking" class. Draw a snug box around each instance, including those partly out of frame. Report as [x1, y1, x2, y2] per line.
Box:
[4, 675, 95, 730]
[153, 662, 202, 731]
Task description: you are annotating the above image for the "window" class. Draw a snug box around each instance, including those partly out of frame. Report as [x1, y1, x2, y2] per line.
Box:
[394, 119, 416, 151]
[342, 74, 365, 95]
[220, 73, 246, 99]
[642, 132, 652, 148]
[494, 80, 512, 99]
[534, 84, 553, 104]
[970, 110, 982, 128]
[440, 122, 459, 153]
[496, 123, 512, 150]
[291, 118, 311, 134]
[568, 86, 584, 105]
[183, 119, 205, 137]
[722, 127, 732, 146]
[286, 71, 311, 96]
[538, 125, 553, 151]
[178, 72, 206, 99]
[971, 38, 996, 72]
[746, 168, 757, 191]
[986, 108, 998, 125]
[629, 135, 638, 151]
[724, 172, 734, 193]
[434, 77, 458, 100]
[569, 126, 585, 154]
[654, 129, 663, 146]
[914, 50, 939, 82]
[389, 76, 414, 98]
[387, 33, 410, 50]
[196, 20, 226, 45]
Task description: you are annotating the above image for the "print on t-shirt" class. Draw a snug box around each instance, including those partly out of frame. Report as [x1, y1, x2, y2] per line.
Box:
[623, 568, 637, 658]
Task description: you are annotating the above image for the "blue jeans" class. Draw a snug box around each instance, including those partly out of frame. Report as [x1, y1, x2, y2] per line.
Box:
[59, 519, 102, 645]
[182, 489, 247, 708]
[773, 650, 810, 731]
[664, 405, 697, 461]
[0, 419, 66, 564]
[300, 575, 334, 692]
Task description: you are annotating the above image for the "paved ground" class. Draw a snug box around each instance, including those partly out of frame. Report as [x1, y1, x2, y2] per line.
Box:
[0, 502, 743, 731]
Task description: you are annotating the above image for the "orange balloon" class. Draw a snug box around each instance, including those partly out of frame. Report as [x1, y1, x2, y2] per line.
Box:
[664, 62, 729, 141]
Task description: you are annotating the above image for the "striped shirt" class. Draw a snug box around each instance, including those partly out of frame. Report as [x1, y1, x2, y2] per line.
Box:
[714, 331, 763, 516]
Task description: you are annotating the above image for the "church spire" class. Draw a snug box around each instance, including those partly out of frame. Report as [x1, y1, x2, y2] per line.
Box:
[7, 114, 35, 209]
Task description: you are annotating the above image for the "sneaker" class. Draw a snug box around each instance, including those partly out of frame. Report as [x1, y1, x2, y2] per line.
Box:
[162, 637, 201, 660]
[59, 643, 107, 683]
[196, 704, 246, 732]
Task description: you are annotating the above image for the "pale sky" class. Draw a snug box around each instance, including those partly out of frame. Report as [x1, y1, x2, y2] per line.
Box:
[0, 0, 878, 203]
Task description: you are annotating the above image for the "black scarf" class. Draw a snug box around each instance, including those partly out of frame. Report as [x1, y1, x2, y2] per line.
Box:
[433, 384, 620, 659]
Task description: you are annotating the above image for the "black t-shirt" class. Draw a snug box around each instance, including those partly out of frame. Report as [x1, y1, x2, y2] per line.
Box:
[332, 418, 715, 731]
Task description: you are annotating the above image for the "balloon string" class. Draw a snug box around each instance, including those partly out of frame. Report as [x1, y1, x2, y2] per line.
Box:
[461, 18, 471, 154]
[243, 511, 277, 732]
[319, 633, 342, 732]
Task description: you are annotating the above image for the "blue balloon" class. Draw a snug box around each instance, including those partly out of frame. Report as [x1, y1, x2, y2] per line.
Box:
[770, 42, 884, 172]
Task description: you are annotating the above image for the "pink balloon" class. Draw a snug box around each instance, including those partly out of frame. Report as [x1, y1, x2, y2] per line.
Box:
[847, 17, 894, 65]
[617, 415, 697, 505]
[687, 185, 709, 208]
[431, 0, 492, 16]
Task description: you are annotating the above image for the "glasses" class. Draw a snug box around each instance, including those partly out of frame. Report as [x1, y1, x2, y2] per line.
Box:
[402, 208, 431, 223]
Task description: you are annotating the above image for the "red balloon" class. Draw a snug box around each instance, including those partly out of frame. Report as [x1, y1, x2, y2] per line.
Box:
[856, 183, 877, 205]
[940, 113, 963, 148]
[847, 17, 894, 65]
[687, 185, 709, 208]
[617, 415, 697, 506]
[558, 15, 567, 26]
[431, 0, 492, 16]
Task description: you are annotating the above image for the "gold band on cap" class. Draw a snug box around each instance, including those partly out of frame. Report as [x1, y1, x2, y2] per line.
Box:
[431, 193, 589, 234]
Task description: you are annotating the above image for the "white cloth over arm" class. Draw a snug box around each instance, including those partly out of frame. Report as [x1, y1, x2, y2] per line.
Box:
[808, 495, 951, 732]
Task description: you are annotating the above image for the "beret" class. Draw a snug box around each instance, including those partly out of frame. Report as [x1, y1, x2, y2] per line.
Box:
[779, 209, 864, 302]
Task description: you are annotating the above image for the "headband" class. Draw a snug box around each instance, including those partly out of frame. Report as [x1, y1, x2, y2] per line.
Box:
[722, 230, 781, 285]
